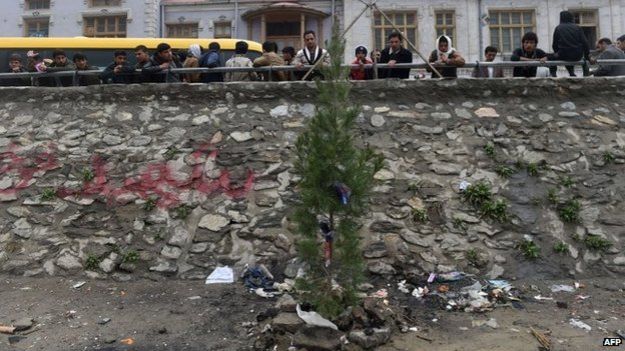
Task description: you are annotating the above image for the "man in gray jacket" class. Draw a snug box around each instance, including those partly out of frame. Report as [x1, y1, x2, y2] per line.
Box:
[591, 38, 625, 77]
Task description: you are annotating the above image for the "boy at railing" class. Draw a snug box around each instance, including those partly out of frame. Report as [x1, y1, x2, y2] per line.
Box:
[472, 47, 503, 78]
[510, 32, 548, 78]
[1, 54, 30, 86]
[350, 46, 373, 80]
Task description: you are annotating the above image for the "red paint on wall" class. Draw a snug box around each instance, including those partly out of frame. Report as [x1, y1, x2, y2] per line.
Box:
[0, 142, 255, 208]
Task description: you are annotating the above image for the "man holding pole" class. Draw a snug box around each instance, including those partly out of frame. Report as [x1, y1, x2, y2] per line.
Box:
[294, 30, 330, 80]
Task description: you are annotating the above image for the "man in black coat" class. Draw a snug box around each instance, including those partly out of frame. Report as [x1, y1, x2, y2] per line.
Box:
[1, 54, 30, 86]
[142, 43, 182, 83]
[379, 32, 413, 79]
[547, 11, 590, 77]
[101, 51, 135, 84]
[73, 53, 100, 86]
[510, 32, 548, 78]
[617, 35, 625, 53]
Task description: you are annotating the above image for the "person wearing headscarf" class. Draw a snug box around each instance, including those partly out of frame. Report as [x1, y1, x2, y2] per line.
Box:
[183, 43, 203, 83]
[428, 35, 465, 78]
[350, 45, 373, 80]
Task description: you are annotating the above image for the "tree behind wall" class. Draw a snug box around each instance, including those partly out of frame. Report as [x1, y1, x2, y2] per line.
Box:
[293, 23, 384, 318]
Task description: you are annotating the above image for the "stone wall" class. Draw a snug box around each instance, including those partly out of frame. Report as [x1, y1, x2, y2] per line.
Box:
[0, 79, 623, 282]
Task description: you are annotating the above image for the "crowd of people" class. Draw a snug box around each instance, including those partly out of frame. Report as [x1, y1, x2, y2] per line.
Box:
[3, 11, 625, 86]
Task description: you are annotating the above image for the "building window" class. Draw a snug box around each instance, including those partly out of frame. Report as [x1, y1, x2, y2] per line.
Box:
[489, 10, 535, 54]
[84, 15, 127, 37]
[435, 11, 455, 43]
[26, 0, 50, 10]
[24, 18, 49, 37]
[167, 23, 199, 38]
[90, 0, 122, 6]
[571, 10, 598, 46]
[373, 11, 417, 51]
[214, 21, 231, 38]
[267, 21, 300, 37]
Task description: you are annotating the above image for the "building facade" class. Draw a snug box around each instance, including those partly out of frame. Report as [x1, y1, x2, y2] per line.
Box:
[344, 0, 625, 62]
[160, 0, 339, 51]
[0, 0, 159, 38]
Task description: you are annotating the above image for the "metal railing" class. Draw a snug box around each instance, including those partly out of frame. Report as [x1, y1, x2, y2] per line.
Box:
[0, 59, 623, 85]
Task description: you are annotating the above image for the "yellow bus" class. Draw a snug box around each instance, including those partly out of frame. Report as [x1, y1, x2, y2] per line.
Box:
[0, 37, 263, 71]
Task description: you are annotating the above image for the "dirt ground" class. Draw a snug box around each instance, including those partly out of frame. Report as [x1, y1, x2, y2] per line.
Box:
[0, 275, 623, 351]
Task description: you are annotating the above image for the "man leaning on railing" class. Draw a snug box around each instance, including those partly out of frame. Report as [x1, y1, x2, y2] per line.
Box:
[5, 58, 625, 86]
[142, 43, 182, 83]
[1, 54, 29, 87]
[73, 53, 100, 86]
[472, 47, 503, 78]
[40, 50, 75, 87]
[590, 38, 625, 77]
[101, 51, 134, 84]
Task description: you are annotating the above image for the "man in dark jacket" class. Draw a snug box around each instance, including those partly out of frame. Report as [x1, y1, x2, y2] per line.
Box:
[73, 53, 100, 86]
[547, 11, 590, 77]
[591, 38, 625, 76]
[1, 54, 30, 86]
[200, 42, 223, 83]
[132, 45, 150, 83]
[142, 43, 182, 83]
[510, 32, 548, 78]
[379, 32, 413, 79]
[40, 50, 76, 86]
[617, 35, 625, 53]
[101, 51, 134, 84]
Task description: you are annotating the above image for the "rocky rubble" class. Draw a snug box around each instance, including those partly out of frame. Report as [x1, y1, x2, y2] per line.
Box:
[0, 79, 622, 283]
[252, 293, 397, 351]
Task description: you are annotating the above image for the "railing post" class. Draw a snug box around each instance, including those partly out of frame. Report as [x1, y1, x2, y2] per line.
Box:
[373, 61, 378, 80]
[268, 66, 273, 82]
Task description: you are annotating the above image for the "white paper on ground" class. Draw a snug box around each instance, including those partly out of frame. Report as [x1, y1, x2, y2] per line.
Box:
[205, 266, 234, 284]
[296, 304, 338, 330]
[569, 318, 591, 331]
